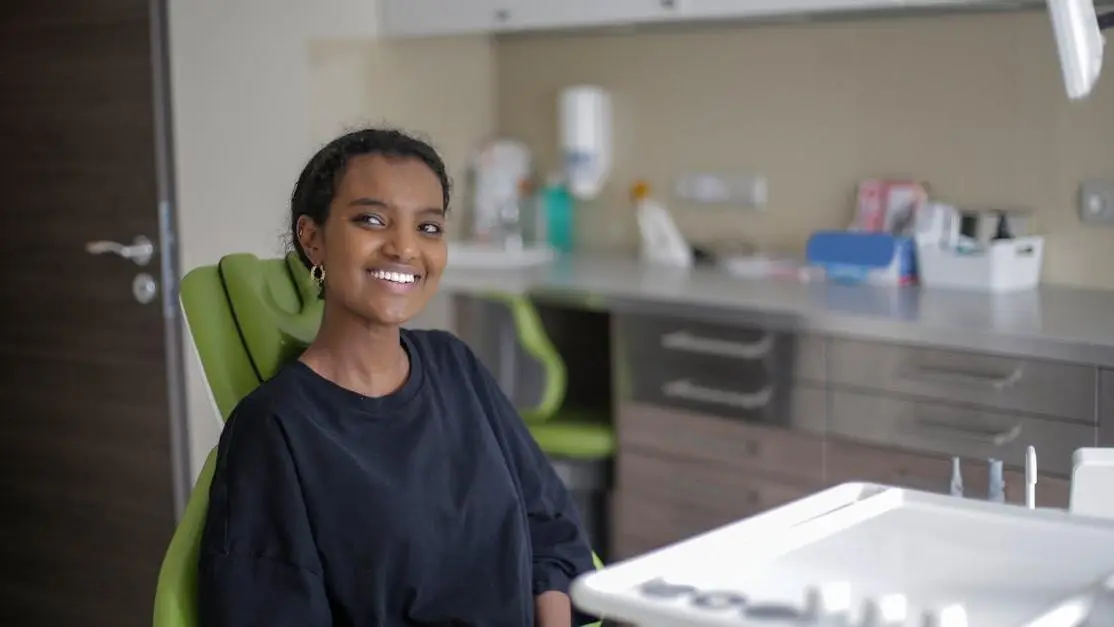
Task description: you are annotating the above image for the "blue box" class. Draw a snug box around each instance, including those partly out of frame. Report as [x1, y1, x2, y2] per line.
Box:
[805, 231, 917, 286]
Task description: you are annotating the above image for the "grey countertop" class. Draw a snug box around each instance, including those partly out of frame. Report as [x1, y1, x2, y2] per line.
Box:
[439, 254, 1114, 368]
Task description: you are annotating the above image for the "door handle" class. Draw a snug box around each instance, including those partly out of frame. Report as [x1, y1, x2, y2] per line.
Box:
[85, 235, 155, 266]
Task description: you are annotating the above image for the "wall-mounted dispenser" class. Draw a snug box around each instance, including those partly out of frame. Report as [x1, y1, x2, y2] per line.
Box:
[558, 84, 612, 201]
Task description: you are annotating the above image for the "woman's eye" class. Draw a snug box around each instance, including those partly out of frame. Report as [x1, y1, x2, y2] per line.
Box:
[356, 214, 385, 227]
[419, 223, 443, 235]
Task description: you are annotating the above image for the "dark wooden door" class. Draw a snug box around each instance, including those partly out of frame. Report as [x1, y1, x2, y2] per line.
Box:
[0, 0, 183, 625]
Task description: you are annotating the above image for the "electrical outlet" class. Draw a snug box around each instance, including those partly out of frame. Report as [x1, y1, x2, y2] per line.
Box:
[674, 172, 767, 209]
[1079, 179, 1114, 225]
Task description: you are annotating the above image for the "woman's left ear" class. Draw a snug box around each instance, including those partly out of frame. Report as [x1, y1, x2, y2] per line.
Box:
[296, 215, 324, 265]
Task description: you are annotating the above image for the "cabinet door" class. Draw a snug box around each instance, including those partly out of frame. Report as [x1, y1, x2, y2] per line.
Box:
[381, 0, 499, 37]
[499, 0, 682, 32]
[682, 0, 903, 20]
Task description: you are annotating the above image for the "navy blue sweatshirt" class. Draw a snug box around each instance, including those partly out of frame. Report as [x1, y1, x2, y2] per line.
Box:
[197, 329, 597, 627]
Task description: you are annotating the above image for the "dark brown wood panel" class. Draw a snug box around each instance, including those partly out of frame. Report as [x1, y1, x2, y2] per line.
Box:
[0, 0, 177, 625]
[617, 402, 826, 487]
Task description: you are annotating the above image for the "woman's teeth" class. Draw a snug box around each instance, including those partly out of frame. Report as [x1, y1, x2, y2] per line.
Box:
[370, 269, 418, 284]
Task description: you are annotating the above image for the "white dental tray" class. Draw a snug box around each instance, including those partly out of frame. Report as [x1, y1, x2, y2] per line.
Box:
[571, 483, 1114, 626]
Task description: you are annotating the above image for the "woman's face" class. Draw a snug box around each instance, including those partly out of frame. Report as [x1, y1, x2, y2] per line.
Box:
[299, 153, 448, 327]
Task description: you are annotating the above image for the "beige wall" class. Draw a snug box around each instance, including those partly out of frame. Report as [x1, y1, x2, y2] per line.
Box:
[309, 37, 496, 234]
[495, 10, 1114, 288]
[169, 0, 495, 480]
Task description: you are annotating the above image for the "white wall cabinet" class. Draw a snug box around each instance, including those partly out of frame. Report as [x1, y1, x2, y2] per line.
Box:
[380, 0, 681, 38]
[381, 0, 501, 37]
[682, 0, 901, 20]
[498, 0, 682, 32]
[379, 0, 1022, 39]
[647, 0, 1006, 23]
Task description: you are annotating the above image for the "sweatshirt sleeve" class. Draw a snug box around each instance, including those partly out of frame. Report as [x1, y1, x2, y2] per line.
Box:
[468, 343, 598, 624]
[197, 397, 332, 627]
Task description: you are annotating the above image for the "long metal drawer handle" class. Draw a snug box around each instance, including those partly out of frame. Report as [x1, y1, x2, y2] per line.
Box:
[911, 416, 1023, 447]
[660, 331, 774, 360]
[904, 364, 1024, 390]
[661, 379, 773, 410]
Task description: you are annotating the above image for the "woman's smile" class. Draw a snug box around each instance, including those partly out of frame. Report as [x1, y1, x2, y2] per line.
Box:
[367, 266, 423, 294]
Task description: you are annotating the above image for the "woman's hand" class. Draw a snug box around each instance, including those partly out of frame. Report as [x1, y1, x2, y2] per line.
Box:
[535, 590, 573, 627]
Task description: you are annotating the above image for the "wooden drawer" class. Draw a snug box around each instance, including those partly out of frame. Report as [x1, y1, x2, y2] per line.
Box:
[624, 353, 786, 427]
[617, 448, 816, 516]
[610, 526, 666, 561]
[611, 492, 688, 559]
[617, 401, 826, 486]
[619, 314, 826, 384]
[827, 338, 1096, 423]
[611, 463, 813, 559]
[618, 342, 829, 430]
[825, 439, 1072, 509]
[828, 391, 1095, 477]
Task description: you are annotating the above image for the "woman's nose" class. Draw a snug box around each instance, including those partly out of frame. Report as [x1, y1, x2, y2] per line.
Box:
[382, 227, 418, 261]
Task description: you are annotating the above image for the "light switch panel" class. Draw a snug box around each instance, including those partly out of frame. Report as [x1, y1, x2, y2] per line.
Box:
[1079, 179, 1114, 225]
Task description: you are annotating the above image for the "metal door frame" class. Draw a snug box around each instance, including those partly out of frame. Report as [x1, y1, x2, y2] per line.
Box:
[149, 0, 190, 521]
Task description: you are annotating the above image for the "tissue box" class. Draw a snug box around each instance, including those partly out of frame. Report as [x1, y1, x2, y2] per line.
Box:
[806, 231, 916, 286]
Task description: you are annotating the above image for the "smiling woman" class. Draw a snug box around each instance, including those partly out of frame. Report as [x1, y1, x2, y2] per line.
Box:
[293, 130, 450, 312]
[196, 128, 598, 627]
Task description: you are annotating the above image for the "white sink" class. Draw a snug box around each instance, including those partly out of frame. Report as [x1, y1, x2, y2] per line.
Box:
[447, 241, 556, 269]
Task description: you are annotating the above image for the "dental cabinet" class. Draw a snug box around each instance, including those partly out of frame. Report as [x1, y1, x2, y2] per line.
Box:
[446, 272, 1110, 561]
[610, 311, 1085, 559]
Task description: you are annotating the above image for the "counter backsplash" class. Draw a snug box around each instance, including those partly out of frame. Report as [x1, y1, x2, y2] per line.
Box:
[494, 10, 1114, 289]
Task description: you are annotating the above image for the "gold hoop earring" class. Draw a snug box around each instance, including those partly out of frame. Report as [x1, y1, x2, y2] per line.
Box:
[310, 264, 326, 285]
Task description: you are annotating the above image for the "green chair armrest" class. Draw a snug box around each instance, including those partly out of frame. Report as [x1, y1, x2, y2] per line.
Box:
[479, 292, 566, 424]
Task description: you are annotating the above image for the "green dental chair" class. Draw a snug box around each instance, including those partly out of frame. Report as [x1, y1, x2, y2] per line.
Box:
[152, 252, 604, 627]
[471, 293, 616, 559]
[477, 292, 615, 462]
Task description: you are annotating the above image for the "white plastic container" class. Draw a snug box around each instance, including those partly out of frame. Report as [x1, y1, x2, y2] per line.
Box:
[1071, 448, 1114, 521]
[558, 85, 612, 200]
[917, 236, 1044, 292]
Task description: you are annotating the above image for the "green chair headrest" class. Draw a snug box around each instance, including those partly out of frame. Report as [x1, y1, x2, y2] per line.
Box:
[220, 252, 322, 381]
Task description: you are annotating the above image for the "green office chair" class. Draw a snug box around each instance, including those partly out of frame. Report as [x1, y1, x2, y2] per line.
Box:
[478, 292, 615, 461]
[153, 253, 604, 627]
